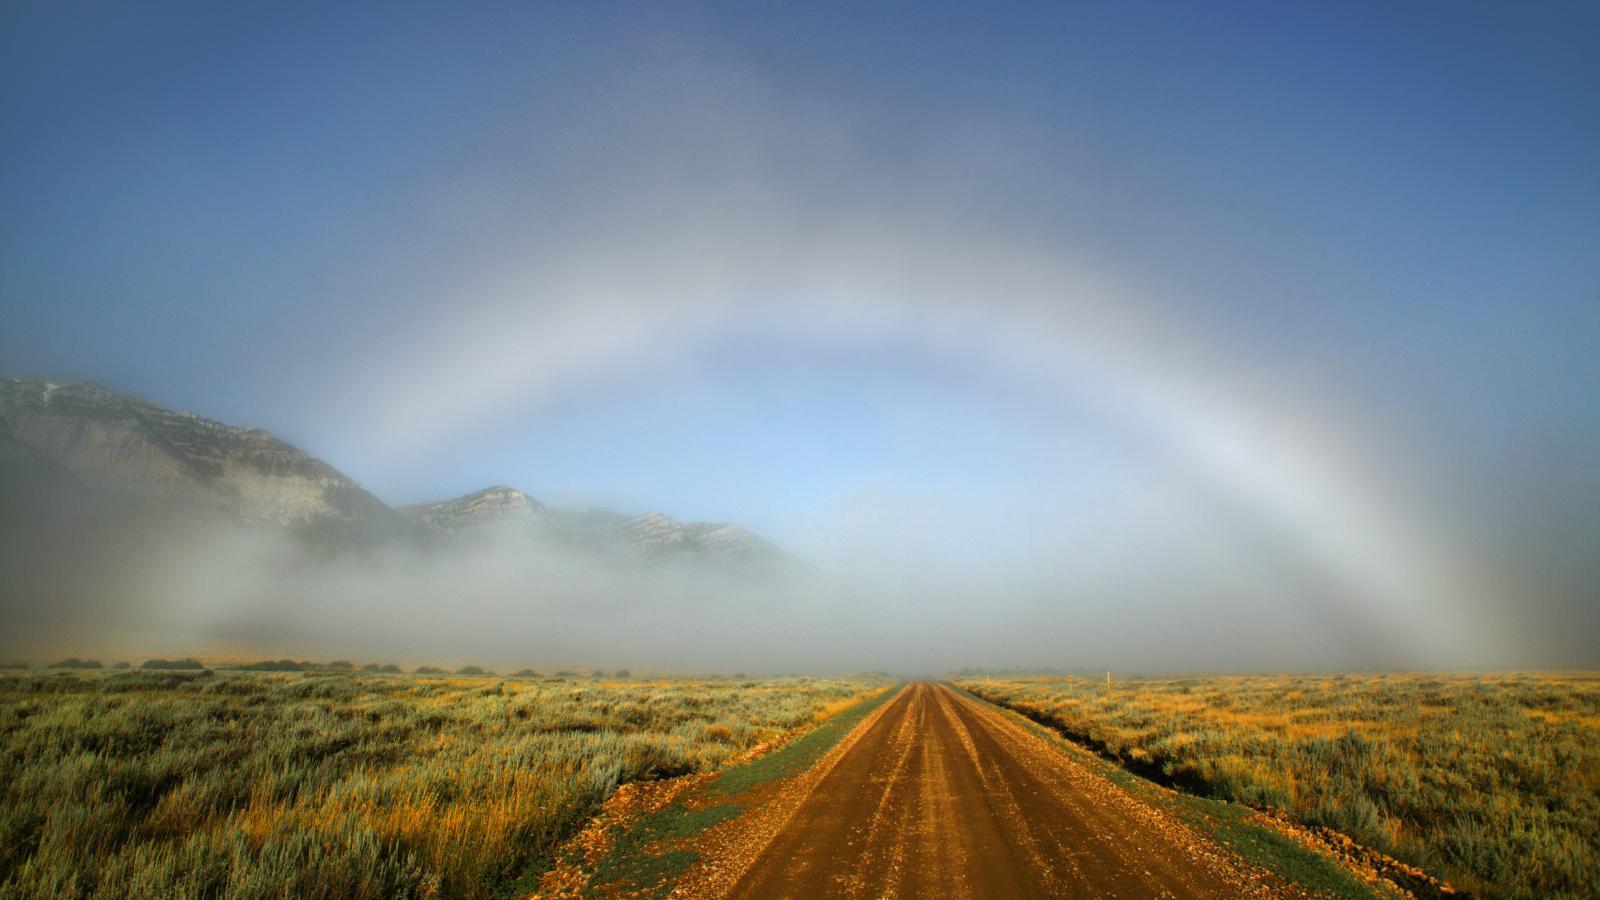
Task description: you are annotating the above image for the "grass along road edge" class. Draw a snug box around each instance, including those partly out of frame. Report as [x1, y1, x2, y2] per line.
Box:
[950, 681, 1453, 899]
[530, 683, 904, 897]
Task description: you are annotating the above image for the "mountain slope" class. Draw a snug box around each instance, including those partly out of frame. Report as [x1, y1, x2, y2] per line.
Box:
[622, 511, 782, 564]
[398, 485, 545, 533]
[0, 378, 404, 541]
[401, 488, 786, 566]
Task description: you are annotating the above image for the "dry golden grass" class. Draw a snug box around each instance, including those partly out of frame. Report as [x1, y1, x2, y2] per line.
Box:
[958, 672, 1600, 899]
[0, 668, 885, 898]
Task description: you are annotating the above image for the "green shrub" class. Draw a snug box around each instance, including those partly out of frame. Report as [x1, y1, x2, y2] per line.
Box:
[141, 658, 206, 671]
[235, 659, 311, 672]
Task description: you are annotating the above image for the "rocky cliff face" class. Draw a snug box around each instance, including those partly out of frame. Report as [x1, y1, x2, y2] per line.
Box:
[622, 511, 781, 564]
[402, 490, 785, 566]
[399, 485, 545, 533]
[0, 378, 402, 541]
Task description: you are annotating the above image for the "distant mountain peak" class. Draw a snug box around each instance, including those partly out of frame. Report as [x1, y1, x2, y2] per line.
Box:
[399, 485, 544, 533]
[455, 484, 541, 508]
[403, 490, 785, 566]
[623, 510, 782, 564]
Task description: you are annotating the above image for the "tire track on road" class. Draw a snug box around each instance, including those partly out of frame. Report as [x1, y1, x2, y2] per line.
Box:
[723, 682, 1293, 898]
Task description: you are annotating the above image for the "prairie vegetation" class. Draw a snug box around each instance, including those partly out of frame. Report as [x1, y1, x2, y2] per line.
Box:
[957, 673, 1600, 898]
[139, 658, 206, 671]
[0, 668, 883, 898]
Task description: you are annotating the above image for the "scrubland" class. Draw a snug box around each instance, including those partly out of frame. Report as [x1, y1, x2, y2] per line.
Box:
[956, 672, 1600, 898]
[0, 668, 883, 898]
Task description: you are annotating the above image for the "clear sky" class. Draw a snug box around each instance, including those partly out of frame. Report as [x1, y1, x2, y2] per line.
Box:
[3, 2, 1597, 667]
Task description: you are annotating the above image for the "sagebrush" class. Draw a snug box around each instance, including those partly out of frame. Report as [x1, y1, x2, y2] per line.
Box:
[957, 673, 1600, 899]
[0, 669, 882, 899]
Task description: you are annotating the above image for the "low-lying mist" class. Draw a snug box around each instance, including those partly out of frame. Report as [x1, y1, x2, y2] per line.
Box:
[2, 494, 1433, 675]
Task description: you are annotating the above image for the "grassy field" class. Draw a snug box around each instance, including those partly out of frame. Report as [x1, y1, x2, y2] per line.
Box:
[0, 668, 885, 899]
[956, 672, 1600, 899]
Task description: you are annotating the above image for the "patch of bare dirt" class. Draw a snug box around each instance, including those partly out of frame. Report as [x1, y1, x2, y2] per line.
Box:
[533, 773, 712, 898]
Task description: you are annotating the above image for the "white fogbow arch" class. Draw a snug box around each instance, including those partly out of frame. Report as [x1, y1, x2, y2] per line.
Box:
[354, 222, 1503, 665]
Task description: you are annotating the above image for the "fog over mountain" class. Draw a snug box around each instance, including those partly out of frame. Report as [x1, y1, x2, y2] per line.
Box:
[2, 5, 1595, 672]
[0, 377, 780, 560]
[0, 378, 808, 668]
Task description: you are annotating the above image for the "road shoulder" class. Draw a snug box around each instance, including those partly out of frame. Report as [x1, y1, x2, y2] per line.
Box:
[530, 683, 906, 898]
[946, 682, 1396, 899]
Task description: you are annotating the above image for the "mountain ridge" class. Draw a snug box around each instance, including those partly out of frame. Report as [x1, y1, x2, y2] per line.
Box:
[398, 485, 783, 565]
[0, 377, 783, 566]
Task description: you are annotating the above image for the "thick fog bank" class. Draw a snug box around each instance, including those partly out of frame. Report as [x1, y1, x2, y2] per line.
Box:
[2, 506, 1563, 673]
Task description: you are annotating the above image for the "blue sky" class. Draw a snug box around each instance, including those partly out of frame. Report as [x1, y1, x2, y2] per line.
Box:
[3, 2, 1597, 665]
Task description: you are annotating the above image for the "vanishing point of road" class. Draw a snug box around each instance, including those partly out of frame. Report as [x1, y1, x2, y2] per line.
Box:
[720, 682, 1290, 899]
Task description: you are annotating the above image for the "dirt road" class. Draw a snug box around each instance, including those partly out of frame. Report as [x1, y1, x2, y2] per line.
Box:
[725, 682, 1287, 898]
